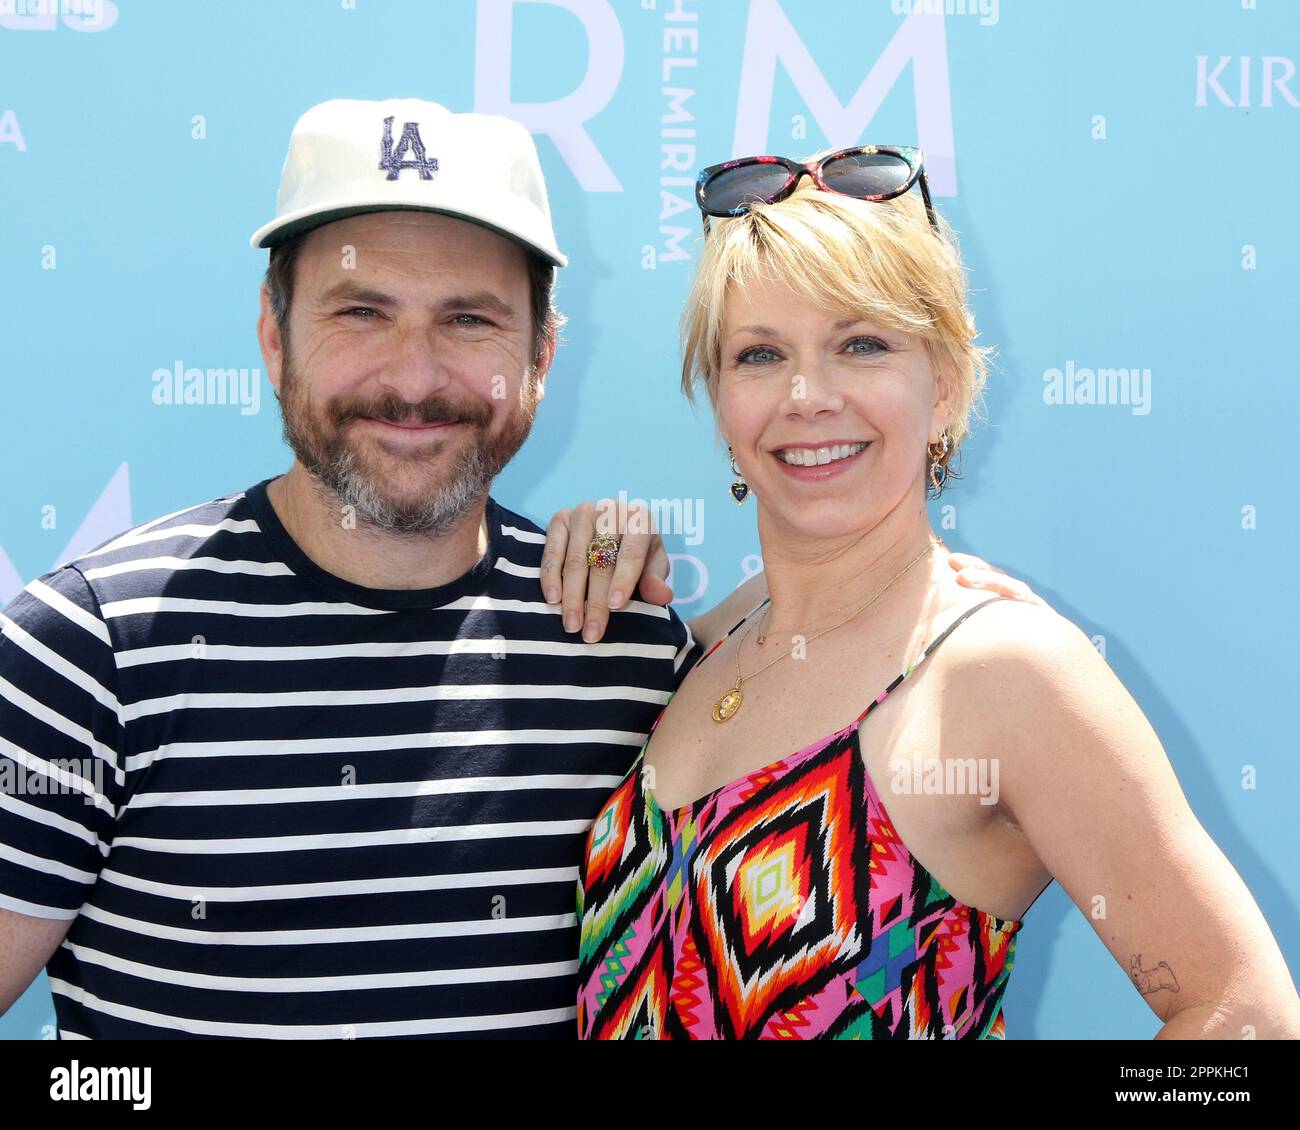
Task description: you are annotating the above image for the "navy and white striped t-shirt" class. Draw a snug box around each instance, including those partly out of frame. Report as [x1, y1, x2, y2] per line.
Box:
[0, 478, 701, 1038]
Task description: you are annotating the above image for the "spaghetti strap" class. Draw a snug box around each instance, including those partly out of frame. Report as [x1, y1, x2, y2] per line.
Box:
[696, 594, 771, 665]
[851, 594, 1013, 728]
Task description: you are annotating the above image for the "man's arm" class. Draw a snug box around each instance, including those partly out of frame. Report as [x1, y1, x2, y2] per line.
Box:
[0, 566, 124, 1018]
[0, 909, 72, 1014]
[682, 553, 1047, 652]
[539, 499, 1049, 647]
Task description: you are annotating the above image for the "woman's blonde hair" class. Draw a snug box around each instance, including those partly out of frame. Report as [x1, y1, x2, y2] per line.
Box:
[680, 168, 992, 491]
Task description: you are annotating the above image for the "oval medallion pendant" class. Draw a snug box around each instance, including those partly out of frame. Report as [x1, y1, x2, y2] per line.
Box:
[711, 686, 743, 723]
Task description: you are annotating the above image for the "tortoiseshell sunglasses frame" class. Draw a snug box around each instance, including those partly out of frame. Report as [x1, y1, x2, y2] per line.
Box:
[695, 144, 938, 235]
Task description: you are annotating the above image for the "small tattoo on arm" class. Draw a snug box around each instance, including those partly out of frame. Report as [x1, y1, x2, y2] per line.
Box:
[1130, 953, 1180, 995]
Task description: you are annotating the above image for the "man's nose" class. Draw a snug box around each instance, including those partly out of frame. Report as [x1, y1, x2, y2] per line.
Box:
[381, 324, 454, 402]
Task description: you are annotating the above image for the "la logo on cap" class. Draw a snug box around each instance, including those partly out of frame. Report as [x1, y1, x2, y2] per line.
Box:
[379, 116, 438, 181]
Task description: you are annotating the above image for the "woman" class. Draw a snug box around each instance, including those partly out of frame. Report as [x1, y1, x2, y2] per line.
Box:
[542, 147, 1299, 1039]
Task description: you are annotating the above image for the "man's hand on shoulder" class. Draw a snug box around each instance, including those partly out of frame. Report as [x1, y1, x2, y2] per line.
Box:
[945, 549, 1049, 609]
[540, 499, 672, 643]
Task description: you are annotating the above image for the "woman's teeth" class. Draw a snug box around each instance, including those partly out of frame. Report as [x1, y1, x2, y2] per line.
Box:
[776, 442, 869, 467]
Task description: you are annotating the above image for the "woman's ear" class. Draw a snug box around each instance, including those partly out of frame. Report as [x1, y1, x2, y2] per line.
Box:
[931, 353, 965, 436]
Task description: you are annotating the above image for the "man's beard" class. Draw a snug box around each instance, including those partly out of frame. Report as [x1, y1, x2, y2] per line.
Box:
[276, 348, 538, 536]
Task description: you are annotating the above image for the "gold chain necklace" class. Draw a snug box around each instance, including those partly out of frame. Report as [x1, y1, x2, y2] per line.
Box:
[710, 536, 939, 723]
[755, 533, 949, 645]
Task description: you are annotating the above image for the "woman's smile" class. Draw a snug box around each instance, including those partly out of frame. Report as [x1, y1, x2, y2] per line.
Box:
[771, 439, 872, 481]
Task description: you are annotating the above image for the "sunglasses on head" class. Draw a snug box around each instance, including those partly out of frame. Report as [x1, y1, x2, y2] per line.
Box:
[695, 144, 938, 235]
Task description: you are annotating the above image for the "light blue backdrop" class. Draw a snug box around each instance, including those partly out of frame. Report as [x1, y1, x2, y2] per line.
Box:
[1, 0, 1296, 1039]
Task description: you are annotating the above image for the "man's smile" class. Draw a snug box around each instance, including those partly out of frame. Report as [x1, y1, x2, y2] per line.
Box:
[354, 417, 464, 436]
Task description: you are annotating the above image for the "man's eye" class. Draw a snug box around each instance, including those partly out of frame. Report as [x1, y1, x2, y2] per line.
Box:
[341, 307, 378, 319]
[737, 346, 781, 364]
[452, 314, 492, 326]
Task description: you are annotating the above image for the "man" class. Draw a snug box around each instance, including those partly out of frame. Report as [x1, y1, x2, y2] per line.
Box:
[0, 98, 1030, 1038]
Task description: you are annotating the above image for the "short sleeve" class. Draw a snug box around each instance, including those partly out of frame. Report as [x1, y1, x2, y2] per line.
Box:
[0, 566, 123, 919]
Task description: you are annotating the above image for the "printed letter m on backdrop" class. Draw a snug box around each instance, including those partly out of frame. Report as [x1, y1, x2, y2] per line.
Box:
[732, 0, 956, 196]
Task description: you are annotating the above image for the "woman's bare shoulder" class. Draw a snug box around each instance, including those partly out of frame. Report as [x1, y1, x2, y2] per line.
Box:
[927, 584, 1161, 805]
[927, 583, 1116, 708]
[929, 583, 1173, 842]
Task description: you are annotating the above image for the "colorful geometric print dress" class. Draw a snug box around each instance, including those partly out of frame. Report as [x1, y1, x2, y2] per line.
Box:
[577, 593, 1038, 1040]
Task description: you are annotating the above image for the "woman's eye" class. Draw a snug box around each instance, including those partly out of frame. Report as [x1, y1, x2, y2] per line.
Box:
[737, 346, 781, 364]
[845, 336, 888, 355]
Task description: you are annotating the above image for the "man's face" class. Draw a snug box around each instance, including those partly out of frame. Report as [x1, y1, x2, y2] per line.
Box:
[266, 211, 545, 535]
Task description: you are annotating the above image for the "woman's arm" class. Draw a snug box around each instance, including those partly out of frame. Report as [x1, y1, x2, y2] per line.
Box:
[946, 599, 1300, 1038]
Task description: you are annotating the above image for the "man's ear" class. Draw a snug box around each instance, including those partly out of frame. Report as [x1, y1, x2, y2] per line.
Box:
[257, 284, 285, 396]
[532, 332, 557, 402]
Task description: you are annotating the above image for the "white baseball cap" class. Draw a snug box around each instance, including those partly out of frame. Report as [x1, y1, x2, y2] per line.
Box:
[250, 97, 567, 268]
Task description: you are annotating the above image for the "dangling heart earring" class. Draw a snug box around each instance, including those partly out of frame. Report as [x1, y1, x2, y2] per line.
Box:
[727, 445, 750, 504]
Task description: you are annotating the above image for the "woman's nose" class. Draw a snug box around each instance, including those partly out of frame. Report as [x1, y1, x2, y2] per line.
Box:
[783, 363, 843, 414]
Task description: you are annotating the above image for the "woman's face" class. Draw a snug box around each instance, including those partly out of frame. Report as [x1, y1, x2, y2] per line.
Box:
[717, 270, 949, 541]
